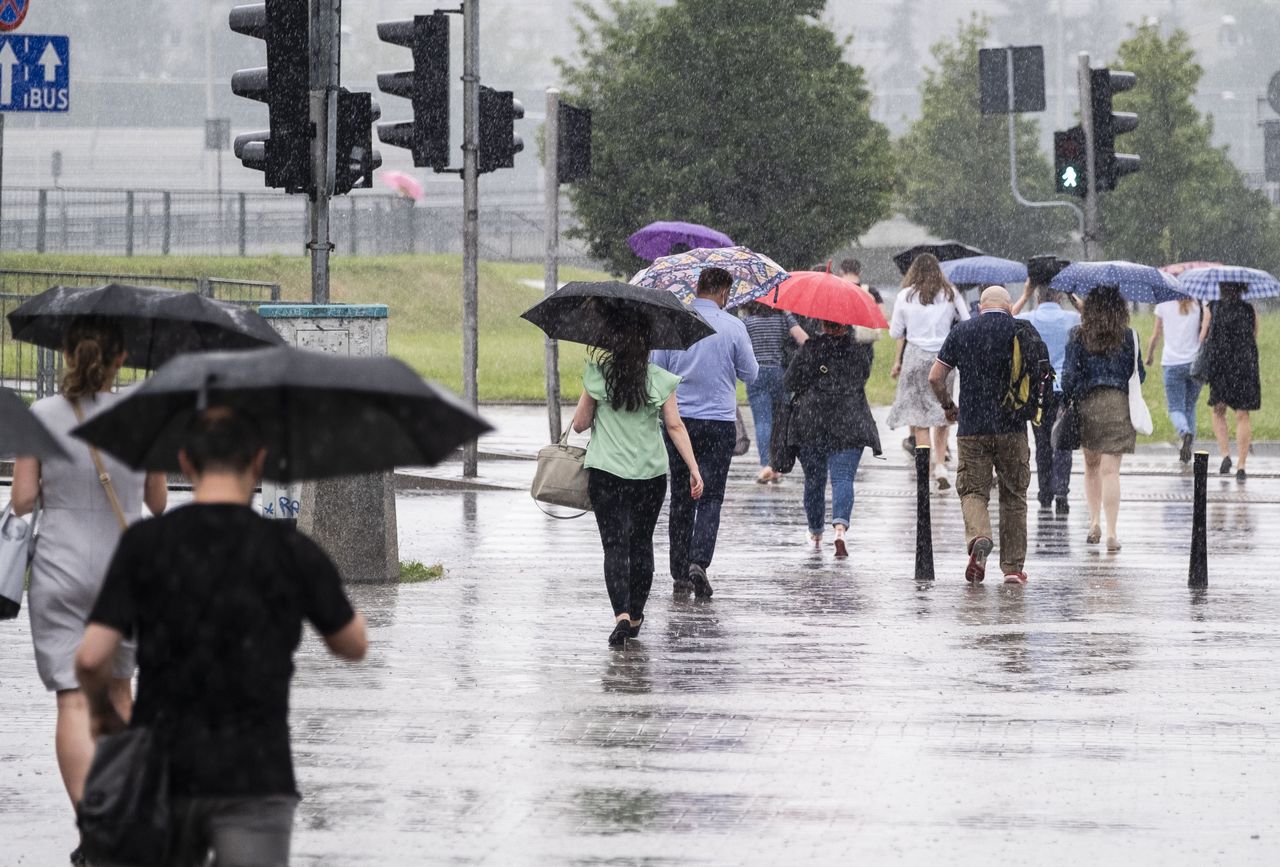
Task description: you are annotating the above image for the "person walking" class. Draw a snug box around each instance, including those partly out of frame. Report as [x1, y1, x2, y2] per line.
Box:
[740, 301, 807, 484]
[1060, 285, 1146, 550]
[1201, 281, 1260, 480]
[784, 320, 882, 556]
[928, 286, 1031, 585]
[838, 257, 885, 343]
[76, 407, 367, 867]
[1145, 295, 1208, 464]
[571, 307, 705, 647]
[1013, 279, 1081, 513]
[651, 267, 759, 598]
[889, 253, 969, 491]
[8, 317, 167, 867]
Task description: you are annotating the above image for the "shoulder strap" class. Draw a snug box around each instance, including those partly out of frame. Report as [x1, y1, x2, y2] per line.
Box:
[71, 399, 129, 532]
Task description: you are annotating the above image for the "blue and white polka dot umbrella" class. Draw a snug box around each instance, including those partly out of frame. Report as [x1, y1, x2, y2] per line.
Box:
[1049, 260, 1185, 303]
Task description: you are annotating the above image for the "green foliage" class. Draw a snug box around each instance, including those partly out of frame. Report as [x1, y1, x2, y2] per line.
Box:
[400, 561, 446, 584]
[895, 19, 1074, 260]
[1100, 25, 1280, 270]
[559, 0, 894, 274]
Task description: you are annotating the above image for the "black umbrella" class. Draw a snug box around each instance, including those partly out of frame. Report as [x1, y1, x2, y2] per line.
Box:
[7, 283, 285, 369]
[892, 241, 986, 275]
[521, 280, 716, 351]
[0, 388, 68, 461]
[70, 347, 493, 483]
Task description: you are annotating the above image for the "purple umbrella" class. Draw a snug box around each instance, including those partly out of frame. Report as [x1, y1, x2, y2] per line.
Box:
[627, 221, 734, 261]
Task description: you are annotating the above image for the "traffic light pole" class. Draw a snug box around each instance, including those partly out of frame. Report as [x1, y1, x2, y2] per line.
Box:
[1078, 51, 1100, 260]
[309, 0, 340, 304]
[461, 0, 480, 477]
[543, 88, 562, 443]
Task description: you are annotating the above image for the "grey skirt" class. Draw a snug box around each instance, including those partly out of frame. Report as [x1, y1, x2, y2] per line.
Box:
[888, 342, 954, 429]
[1079, 387, 1136, 454]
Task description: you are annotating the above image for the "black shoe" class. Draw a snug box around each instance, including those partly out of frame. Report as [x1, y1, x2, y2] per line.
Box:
[1038, 495, 1053, 510]
[901, 434, 916, 453]
[1179, 433, 1194, 464]
[69, 846, 86, 867]
[688, 564, 713, 598]
[1055, 496, 1070, 515]
[1219, 456, 1232, 475]
[672, 577, 693, 595]
[1237, 468, 1247, 482]
[626, 616, 644, 638]
[608, 620, 631, 647]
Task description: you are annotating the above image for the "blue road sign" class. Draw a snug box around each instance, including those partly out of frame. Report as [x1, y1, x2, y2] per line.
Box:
[0, 33, 69, 113]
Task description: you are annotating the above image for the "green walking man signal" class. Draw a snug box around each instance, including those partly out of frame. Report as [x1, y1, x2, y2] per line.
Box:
[1054, 125, 1087, 198]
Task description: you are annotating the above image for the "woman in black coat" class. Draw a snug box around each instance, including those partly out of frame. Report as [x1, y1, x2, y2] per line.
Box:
[1203, 281, 1261, 479]
[781, 320, 883, 557]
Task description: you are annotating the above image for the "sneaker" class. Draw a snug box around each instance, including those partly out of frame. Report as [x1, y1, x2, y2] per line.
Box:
[1003, 571, 1028, 585]
[1219, 456, 1232, 475]
[688, 563, 714, 599]
[965, 536, 993, 583]
[672, 578, 693, 596]
[1054, 496, 1070, 515]
[1179, 433, 1194, 464]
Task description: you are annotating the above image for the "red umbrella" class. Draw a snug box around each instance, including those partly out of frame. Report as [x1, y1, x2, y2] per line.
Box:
[760, 271, 888, 329]
[1159, 260, 1221, 277]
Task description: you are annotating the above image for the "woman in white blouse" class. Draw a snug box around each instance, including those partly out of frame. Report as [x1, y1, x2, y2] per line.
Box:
[1145, 296, 1209, 464]
[887, 253, 970, 489]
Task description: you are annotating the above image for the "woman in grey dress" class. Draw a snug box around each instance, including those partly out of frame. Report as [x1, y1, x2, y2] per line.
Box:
[10, 317, 167, 860]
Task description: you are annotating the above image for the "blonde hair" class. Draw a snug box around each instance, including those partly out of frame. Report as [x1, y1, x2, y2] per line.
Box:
[61, 317, 125, 401]
[1177, 297, 1196, 316]
[901, 253, 956, 306]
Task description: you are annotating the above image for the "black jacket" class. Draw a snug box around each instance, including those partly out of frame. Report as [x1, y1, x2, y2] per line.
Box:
[784, 334, 882, 456]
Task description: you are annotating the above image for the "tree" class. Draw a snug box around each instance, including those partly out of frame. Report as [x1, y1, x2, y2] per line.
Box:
[558, 0, 895, 274]
[895, 20, 1074, 260]
[1100, 25, 1280, 269]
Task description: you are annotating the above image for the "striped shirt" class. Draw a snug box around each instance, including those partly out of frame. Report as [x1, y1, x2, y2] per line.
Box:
[742, 312, 799, 367]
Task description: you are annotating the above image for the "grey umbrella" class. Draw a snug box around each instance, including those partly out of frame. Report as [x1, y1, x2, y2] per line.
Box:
[0, 387, 68, 461]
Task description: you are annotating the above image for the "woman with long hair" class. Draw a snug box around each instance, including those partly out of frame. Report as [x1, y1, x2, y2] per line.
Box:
[1201, 282, 1260, 479]
[887, 253, 969, 490]
[740, 301, 807, 483]
[10, 316, 168, 865]
[1061, 286, 1145, 551]
[1146, 295, 1209, 463]
[571, 304, 703, 648]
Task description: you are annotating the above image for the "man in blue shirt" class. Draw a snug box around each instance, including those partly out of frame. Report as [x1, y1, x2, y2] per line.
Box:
[651, 267, 759, 598]
[1013, 277, 1081, 514]
[929, 286, 1032, 585]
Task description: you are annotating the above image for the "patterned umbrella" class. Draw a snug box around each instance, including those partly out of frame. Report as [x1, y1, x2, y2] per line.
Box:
[630, 246, 788, 309]
[1049, 261, 1184, 303]
[627, 221, 734, 261]
[1159, 260, 1222, 277]
[1176, 266, 1280, 301]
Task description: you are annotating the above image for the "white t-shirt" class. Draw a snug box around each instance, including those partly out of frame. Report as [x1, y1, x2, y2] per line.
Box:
[1154, 299, 1203, 366]
[889, 287, 970, 353]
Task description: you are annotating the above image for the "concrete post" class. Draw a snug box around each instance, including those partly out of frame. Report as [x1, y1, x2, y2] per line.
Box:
[258, 303, 399, 583]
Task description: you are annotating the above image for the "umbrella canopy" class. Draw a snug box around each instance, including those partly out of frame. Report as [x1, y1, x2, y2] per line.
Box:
[522, 281, 715, 351]
[1050, 261, 1185, 304]
[759, 271, 888, 329]
[1176, 266, 1280, 301]
[630, 246, 788, 309]
[892, 241, 985, 275]
[940, 255, 1028, 286]
[1159, 260, 1222, 277]
[70, 347, 492, 483]
[0, 387, 68, 461]
[380, 170, 424, 200]
[7, 283, 285, 370]
[627, 221, 734, 261]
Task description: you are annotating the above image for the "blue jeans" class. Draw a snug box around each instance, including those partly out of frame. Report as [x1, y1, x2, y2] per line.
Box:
[746, 365, 786, 467]
[797, 448, 864, 535]
[1163, 363, 1202, 437]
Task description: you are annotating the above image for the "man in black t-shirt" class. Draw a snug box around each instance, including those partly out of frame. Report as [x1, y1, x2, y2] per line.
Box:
[76, 408, 368, 867]
[928, 286, 1032, 586]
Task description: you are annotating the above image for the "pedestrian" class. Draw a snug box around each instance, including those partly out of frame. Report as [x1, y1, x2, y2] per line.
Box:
[784, 319, 882, 556]
[889, 253, 969, 490]
[1145, 295, 1209, 464]
[1012, 278, 1081, 513]
[740, 301, 808, 484]
[838, 257, 885, 343]
[571, 306, 705, 647]
[7, 316, 168, 867]
[928, 286, 1031, 585]
[1060, 285, 1146, 550]
[651, 267, 760, 598]
[1200, 281, 1260, 479]
[75, 406, 368, 867]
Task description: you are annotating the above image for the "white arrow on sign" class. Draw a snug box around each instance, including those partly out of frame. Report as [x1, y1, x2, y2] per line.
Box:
[38, 41, 61, 82]
[0, 40, 18, 106]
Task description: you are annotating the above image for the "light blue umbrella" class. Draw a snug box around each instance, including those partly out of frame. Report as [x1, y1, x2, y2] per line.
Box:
[1050, 260, 1184, 303]
[940, 255, 1028, 285]
[1175, 266, 1280, 301]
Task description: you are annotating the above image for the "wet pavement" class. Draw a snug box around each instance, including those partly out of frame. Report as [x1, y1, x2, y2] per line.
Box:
[4, 409, 1280, 864]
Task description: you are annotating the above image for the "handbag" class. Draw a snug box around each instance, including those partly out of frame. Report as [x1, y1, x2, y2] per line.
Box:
[1050, 399, 1081, 451]
[0, 503, 35, 620]
[530, 428, 592, 515]
[733, 407, 751, 457]
[78, 724, 171, 866]
[1127, 328, 1154, 436]
[769, 397, 798, 474]
[1189, 306, 1212, 384]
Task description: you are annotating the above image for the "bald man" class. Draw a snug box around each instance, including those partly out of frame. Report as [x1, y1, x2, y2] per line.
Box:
[927, 286, 1033, 585]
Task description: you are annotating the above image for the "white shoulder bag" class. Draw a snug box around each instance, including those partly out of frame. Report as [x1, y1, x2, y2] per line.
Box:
[1128, 328, 1154, 436]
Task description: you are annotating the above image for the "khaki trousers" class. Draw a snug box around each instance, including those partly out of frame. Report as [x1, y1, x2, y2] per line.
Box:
[956, 432, 1031, 575]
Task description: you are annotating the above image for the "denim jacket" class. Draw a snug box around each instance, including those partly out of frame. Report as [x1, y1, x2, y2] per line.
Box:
[1061, 327, 1145, 401]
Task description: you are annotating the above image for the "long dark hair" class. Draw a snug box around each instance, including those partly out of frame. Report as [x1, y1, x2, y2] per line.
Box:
[62, 316, 125, 401]
[1079, 285, 1129, 355]
[593, 303, 652, 413]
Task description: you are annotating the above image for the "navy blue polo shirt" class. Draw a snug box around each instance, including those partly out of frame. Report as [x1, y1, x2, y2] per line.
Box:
[935, 309, 1024, 437]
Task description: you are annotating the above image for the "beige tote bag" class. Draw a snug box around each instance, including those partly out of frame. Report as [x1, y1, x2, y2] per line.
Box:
[531, 428, 593, 514]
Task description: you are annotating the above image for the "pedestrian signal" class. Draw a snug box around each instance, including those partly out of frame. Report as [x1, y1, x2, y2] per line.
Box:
[1054, 125, 1087, 198]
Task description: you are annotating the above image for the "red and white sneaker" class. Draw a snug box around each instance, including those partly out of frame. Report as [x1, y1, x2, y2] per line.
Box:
[965, 537, 993, 583]
[1003, 571, 1028, 585]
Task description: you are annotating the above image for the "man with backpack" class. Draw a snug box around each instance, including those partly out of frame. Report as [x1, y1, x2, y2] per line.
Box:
[928, 286, 1040, 585]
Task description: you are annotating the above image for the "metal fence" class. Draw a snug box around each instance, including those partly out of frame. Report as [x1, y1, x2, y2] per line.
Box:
[0, 269, 281, 400]
[0, 186, 596, 265]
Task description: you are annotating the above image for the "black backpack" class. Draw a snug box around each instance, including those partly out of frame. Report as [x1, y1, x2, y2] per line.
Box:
[1002, 320, 1055, 426]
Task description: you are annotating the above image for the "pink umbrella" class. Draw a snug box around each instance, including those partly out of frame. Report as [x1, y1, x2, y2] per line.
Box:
[380, 170, 424, 201]
[1159, 261, 1221, 276]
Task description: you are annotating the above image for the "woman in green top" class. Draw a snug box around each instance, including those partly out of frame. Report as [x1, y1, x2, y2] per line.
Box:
[572, 308, 704, 648]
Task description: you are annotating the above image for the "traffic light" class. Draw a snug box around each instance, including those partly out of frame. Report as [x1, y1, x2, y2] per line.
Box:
[557, 102, 592, 184]
[1090, 67, 1140, 191]
[479, 86, 524, 174]
[1054, 125, 1087, 197]
[229, 0, 313, 195]
[376, 14, 450, 171]
[1264, 121, 1280, 183]
[335, 90, 383, 196]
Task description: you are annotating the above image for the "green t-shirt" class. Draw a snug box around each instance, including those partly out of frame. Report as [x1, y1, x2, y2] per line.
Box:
[582, 361, 682, 480]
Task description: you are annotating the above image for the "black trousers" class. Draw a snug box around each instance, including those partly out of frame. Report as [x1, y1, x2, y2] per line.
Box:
[1033, 390, 1073, 502]
[588, 469, 667, 618]
[664, 418, 737, 581]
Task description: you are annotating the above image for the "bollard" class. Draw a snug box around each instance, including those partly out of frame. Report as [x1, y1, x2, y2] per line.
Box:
[1189, 451, 1208, 588]
[915, 445, 934, 581]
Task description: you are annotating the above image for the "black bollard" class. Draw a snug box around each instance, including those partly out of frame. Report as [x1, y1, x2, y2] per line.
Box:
[915, 445, 934, 581]
[1189, 450, 1208, 588]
